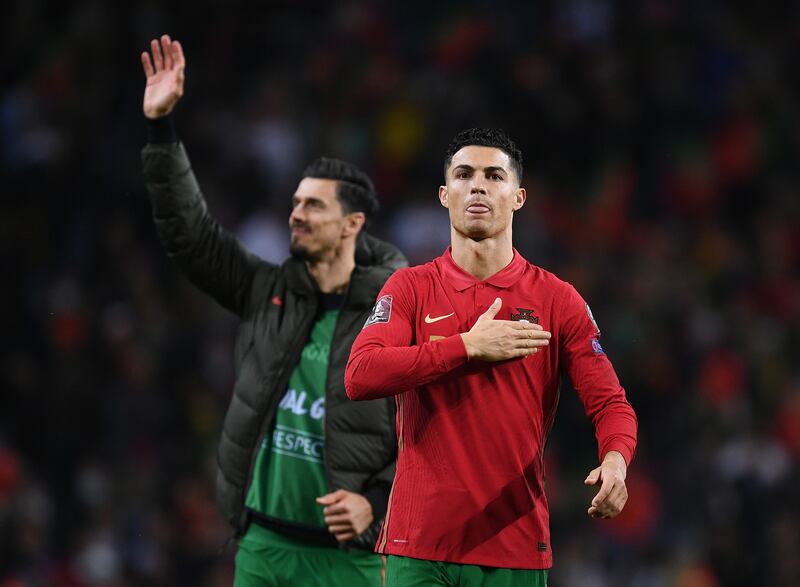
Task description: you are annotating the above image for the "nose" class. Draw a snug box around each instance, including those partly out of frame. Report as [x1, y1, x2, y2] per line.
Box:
[470, 179, 487, 195]
[290, 202, 305, 223]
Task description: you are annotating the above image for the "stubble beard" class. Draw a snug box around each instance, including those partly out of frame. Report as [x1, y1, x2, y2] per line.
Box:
[289, 241, 315, 262]
[457, 217, 492, 242]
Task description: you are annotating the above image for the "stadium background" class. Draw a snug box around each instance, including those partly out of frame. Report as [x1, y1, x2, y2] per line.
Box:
[1, 1, 799, 585]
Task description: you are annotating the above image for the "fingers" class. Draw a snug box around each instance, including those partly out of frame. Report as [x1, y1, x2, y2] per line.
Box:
[327, 523, 353, 534]
[141, 52, 154, 78]
[606, 484, 628, 514]
[588, 485, 626, 518]
[315, 489, 347, 505]
[510, 336, 550, 349]
[507, 331, 550, 355]
[480, 298, 503, 321]
[510, 324, 549, 338]
[172, 39, 186, 68]
[148, 35, 182, 72]
[333, 530, 356, 542]
[584, 467, 601, 486]
[322, 504, 348, 516]
[591, 474, 614, 508]
[586, 461, 628, 518]
[508, 321, 543, 331]
[327, 519, 356, 542]
[150, 38, 164, 71]
[161, 34, 173, 70]
[324, 513, 351, 525]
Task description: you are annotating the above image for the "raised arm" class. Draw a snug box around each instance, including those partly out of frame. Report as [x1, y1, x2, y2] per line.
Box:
[141, 35, 263, 315]
[345, 272, 550, 400]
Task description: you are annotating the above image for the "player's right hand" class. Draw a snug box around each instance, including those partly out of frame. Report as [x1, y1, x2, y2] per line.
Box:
[460, 297, 550, 361]
[141, 34, 185, 119]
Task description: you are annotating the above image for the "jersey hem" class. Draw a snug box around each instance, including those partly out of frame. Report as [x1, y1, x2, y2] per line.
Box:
[378, 545, 553, 570]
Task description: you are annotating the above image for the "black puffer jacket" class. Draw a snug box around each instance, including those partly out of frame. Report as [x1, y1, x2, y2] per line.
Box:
[142, 141, 405, 548]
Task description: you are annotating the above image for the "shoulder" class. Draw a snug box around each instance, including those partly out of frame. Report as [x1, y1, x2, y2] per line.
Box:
[249, 257, 301, 294]
[520, 259, 577, 295]
[388, 259, 438, 285]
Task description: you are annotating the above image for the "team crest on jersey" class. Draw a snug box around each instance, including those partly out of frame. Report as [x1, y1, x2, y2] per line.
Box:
[585, 303, 600, 336]
[511, 308, 538, 324]
[591, 338, 605, 355]
[364, 295, 392, 327]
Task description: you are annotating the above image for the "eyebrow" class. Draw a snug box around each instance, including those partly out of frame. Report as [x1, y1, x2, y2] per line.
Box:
[452, 164, 508, 175]
[292, 195, 326, 206]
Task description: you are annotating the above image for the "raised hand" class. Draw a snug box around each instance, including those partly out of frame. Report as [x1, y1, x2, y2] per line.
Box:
[141, 34, 186, 119]
[460, 297, 551, 361]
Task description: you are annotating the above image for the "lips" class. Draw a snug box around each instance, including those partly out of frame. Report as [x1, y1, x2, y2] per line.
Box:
[291, 226, 311, 237]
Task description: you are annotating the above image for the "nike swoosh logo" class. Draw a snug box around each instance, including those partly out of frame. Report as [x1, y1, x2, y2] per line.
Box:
[424, 312, 455, 324]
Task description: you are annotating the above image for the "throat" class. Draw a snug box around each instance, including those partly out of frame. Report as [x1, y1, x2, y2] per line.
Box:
[451, 235, 514, 281]
[307, 258, 354, 294]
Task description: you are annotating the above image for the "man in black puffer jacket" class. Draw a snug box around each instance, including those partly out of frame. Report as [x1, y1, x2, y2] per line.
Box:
[140, 35, 405, 586]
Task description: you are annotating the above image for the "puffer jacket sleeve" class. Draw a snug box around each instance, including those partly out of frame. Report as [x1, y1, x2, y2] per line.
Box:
[142, 141, 264, 316]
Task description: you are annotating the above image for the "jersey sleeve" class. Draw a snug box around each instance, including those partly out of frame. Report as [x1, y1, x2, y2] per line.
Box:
[345, 269, 468, 401]
[558, 283, 638, 465]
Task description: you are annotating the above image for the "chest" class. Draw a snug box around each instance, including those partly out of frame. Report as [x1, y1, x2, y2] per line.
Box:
[414, 278, 555, 345]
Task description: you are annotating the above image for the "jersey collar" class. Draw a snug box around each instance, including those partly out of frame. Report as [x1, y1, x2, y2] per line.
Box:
[439, 247, 526, 291]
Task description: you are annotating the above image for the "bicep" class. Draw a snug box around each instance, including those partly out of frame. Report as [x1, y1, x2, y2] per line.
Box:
[355, 273, 417, 349]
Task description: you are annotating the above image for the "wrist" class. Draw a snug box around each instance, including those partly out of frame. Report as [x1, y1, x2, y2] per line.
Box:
[602, 450, 627, 473]
[146, 114, 178, 144]
[459, 333, 474, 359]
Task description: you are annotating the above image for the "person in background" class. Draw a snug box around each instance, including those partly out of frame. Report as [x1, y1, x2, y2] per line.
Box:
[140, 34, 405, 586]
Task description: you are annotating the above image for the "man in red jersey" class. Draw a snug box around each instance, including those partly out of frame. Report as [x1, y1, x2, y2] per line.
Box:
[345, 128, 638, 586]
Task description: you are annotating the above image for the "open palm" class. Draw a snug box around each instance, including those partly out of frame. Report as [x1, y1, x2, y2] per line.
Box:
[141, 35, 185, 119]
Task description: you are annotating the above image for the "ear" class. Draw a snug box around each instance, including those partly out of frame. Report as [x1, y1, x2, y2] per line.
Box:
[342, 211, 366, 238]
[513, 187, 526, 211]
[439, 185, 448, 208]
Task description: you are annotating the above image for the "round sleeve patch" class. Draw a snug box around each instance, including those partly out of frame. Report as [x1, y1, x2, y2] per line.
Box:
[364, 295, 393, 327]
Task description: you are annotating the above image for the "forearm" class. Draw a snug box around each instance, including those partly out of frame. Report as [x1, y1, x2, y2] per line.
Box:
[142, 139, 259, 314]
[345, 334, 468, 400]
[593, 398, 638, 465]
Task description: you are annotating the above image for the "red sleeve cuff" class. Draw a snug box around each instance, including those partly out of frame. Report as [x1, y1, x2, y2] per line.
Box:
[601, 441, 635, 466]
[431, 334, 469, 371]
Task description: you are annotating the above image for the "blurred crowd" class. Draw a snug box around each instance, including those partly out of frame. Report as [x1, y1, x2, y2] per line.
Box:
[1, 1, 799, 586]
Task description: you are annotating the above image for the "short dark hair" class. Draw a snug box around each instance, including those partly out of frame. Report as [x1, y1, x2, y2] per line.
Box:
[302, 157, 379, 222]
[444, 128, 523, 183]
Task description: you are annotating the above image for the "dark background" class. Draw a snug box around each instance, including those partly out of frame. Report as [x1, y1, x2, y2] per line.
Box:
[2, 1, 799, 585]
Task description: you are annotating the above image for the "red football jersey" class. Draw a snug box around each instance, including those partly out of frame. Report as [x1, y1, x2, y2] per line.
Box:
[345, 248, 637, 569]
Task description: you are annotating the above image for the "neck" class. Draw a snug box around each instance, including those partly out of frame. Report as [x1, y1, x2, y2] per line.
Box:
[450, 228, 514, 281]
[306, 240, 356, 294]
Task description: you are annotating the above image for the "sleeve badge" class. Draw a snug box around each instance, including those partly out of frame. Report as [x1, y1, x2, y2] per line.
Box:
[364, 295, 393, 328]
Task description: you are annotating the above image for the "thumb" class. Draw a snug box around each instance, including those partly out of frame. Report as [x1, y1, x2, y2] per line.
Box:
[316, 489, 347, 504]
[480, 298, 503, 321]
[584, 466, 601, 486]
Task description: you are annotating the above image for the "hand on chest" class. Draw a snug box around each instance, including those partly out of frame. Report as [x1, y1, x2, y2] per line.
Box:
[418, 288, 546, 342]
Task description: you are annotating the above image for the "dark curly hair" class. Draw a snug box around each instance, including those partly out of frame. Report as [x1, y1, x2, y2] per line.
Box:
[444, 128, 523, 184]
[302, 157, 379, 222]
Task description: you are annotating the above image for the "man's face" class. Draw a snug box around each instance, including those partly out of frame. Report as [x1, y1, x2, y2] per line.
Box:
[288, 178, 352, 261]
[439, 146, 526, 239]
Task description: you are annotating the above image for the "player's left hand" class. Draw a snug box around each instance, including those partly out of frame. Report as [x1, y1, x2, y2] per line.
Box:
[584, 450, 628, 519]
[316, 489, 374, 542]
